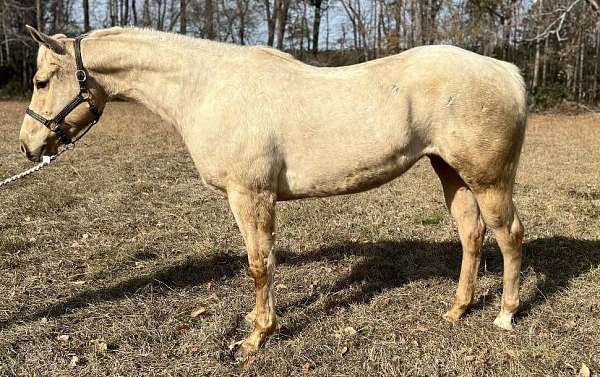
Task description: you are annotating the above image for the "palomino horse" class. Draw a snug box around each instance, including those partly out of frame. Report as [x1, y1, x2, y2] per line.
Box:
[20, 26, 527, 357]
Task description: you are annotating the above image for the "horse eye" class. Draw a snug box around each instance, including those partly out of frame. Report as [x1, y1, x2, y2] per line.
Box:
[35, 80, 48, 89]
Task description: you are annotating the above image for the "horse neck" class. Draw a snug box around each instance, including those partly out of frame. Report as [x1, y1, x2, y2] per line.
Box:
[84, 30, 220, 127]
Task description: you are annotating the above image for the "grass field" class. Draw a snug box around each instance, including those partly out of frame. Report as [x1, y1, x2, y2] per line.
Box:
[0, 101, 599, 376]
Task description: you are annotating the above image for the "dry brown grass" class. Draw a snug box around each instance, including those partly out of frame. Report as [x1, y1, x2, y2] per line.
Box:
[0, 101, 599, 376]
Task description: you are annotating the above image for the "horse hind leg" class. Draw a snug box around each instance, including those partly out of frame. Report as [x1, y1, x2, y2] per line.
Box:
[430, 156, 486, 322]
[473, 185, 524, 330]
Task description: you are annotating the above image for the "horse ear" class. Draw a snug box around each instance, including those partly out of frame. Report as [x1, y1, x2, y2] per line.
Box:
[25, 25, 66, 55]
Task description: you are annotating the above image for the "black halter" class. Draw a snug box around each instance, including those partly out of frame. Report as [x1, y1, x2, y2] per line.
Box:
[26, 35, 102, 147]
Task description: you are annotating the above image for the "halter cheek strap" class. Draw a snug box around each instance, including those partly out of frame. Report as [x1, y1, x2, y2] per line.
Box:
[25, 34, 102, 147]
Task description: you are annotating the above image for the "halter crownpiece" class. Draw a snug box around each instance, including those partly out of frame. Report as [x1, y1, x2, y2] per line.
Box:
[25, 34, 102, 147]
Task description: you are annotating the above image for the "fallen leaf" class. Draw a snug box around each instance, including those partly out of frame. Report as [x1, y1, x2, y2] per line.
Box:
[69, 355, 79, 367]
[190, 306, 207, 318]
[340, 346, 348, 356]
[343, 326, 357, 336]
[302, 363, 311, 374]
[565, 320, 576, 330]
[82, 233, 90, 240]
[275, 283, 287, 290]
[464, 355, 476, 362]
[71, 280, 86, 286]
[578, 363, 591, 377]
[504, 350, 517, 359]
[24, 216, 31, 222]
[416, 325, 428, 332]
[40, 317, 48, 324]
[177, 324, 191, 335]
[56, 334, 70, 342]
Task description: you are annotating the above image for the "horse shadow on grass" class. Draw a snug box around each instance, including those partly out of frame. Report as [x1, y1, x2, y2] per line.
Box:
[274, 236, 600, 337]
[1, 237, 599, 335]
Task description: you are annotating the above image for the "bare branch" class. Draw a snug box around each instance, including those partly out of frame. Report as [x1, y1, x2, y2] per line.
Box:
[529, 0, 583, 42]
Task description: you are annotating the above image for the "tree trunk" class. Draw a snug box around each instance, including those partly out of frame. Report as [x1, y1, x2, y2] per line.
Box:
[325, 5, 329, 50]
[119, 0, 124, 25]
[124, 0, 130, 25]
[37, 0, 44, 32]
[312, 0, 322, 55]
[132, 0, 138, 25]
[82, 0, 90, 31]
[206, 0, 215, 39]
[533, 38, 540, 92]
[542, 36, 549, 87]
[237, 0, 246, 44]
[143, 0, 150, 26]
[578, 32, 585, 101]
[180, 0, 187, 34]
[409, 0, 417, 47]
[52, 0, 64, 32]
[275, 0, 290, 49]
[265, 0, 277, 46]
[594, 30, 599, 101]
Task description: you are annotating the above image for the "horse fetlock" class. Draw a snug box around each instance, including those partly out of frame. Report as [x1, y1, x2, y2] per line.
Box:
[254, 314, 277, 335]
[502, 296, 520, 314]
[240, 322, 276, 355]
[443, 300, 471, 323]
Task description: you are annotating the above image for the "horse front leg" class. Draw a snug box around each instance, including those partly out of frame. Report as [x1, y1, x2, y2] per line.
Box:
[227, 189, 277, 357]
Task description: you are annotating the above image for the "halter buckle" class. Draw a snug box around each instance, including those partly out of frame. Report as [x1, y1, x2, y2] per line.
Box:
[75, 70, 87, 82]
[49, 122, 60, 132]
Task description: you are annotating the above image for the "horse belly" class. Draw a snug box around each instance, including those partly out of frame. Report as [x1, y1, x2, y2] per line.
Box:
[278, 151, 421, 200]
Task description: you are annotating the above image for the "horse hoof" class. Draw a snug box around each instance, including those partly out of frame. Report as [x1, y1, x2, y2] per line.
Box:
[442, 306, 466, 323]
[231, 341, 258, 363]
[493, 313, 514, 331]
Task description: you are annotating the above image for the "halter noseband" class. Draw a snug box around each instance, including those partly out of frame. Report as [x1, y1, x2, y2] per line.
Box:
[25, 35, 102, 147]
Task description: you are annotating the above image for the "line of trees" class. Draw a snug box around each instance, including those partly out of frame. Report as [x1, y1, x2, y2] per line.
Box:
[1, 0, 599, 109]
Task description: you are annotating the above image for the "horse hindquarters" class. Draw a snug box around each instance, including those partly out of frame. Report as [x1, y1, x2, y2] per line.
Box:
[435, 108, 526, 329]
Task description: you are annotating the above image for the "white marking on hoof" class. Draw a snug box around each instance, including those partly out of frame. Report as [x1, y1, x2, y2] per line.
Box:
[493, 311, 514, 331]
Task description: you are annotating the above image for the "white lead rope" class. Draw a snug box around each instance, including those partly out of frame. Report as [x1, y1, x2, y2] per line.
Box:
[0, 116, 96, 190]
[0, 152, 64, 189]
